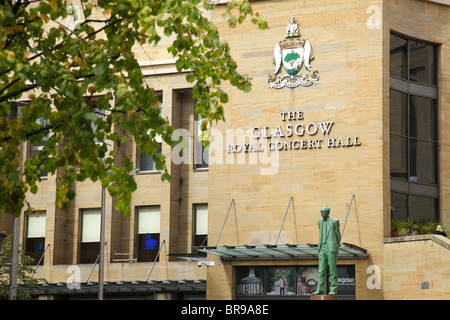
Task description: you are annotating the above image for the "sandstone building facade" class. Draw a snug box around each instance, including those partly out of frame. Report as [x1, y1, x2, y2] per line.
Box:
[1, 0, 449, 300]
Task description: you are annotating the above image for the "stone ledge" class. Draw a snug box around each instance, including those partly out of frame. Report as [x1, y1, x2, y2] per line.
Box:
[383, 234, 450, 250]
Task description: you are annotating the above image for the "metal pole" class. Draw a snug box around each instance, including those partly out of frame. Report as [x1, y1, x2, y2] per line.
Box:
[215, 198, 235, 246]
[146, 240, 165, 282]
[86, 254, 101, 283]
[98, 186, 106, 300]
[341, 194, 355, 240]
[275, 196, 294, 245]
[31, 244, 50, 279]
[9, 216, 19, 300]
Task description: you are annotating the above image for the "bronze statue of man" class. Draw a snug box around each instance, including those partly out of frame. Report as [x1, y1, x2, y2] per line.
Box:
[312, 206, 341, 295]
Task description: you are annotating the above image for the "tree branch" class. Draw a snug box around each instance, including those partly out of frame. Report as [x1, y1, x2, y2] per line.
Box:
[0, 83, 38, 104]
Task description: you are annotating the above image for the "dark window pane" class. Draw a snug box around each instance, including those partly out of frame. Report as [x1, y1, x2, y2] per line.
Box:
[409, 95, 437, 141]
[137, 233, 160, 262]
[409, 140, 437, 184]
[336, 265, 356, 297]
[390, 135, 408, 180]
[194, 235, 207, 256]
[391, 192, 408, 221]
[410, 196, 438, 222]
[25, 237, 45, 265]
[390, 90, 407, 136]
[79, 242, 99, 264]
[194, 234, 208, 247]
[390, 34, 408, 79]
[409, 40, 436, 85]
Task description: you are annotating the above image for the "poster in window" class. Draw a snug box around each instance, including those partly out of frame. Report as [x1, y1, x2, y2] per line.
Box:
[236, 265, 355, 297]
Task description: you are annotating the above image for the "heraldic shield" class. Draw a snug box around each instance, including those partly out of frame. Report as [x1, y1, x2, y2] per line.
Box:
[268, 16, 319, 89]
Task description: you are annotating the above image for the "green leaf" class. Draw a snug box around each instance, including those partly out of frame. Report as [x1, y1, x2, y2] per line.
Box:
[83, 112, 97, 121]
[175, 59, 184, 72]
[0, 0, 267, 218]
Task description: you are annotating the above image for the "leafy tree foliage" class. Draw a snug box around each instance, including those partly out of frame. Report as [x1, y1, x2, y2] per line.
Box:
[0, 0, 267, 217]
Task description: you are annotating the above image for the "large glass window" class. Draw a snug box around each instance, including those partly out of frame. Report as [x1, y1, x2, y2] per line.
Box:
[390, 90, 438, 184]
[390, 33, 437, 85]
[390, 34, 408, 79]
[391, 192, 438, 225]
[409, 40, 437, 85]
[389, 33, 439, 224]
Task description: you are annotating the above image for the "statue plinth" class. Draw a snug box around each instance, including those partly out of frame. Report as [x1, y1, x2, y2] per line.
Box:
[310, 294, 339, 300]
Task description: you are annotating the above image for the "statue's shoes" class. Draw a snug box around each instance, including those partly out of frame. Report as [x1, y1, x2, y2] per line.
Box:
[311, 290, 324, 295]
[328, 291, 337, 295]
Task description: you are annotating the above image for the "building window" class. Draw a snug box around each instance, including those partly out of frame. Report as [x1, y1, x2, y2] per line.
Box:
[25, 212, 46, 264]
[28, 116, 49, 178]
[193, 204, 208, 253]
[136, 206, 161, 262]
[390, 33, 437, 85]
[28, 141, 48, 178]
[79, 209, 101, 264]
[194, 113, 209, 170]
[390, 33, 439, 223]
[137, 95, 162, 173]
[390, 90, 438, 184]
[138, 143, 161, 172]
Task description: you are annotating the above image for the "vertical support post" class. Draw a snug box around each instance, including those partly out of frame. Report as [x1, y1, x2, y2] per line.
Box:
[98, 186, 106, 300]
[275, 196, 294, 245]
[9, 216, 19, 300]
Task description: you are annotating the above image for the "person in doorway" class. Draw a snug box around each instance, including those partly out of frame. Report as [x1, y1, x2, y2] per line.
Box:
[312, 206, 341, 296]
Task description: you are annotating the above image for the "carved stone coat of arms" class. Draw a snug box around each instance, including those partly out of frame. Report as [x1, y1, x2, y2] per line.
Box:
[268, 17, 319, 89]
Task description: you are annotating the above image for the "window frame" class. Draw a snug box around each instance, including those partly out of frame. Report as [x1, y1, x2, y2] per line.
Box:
[192, 203, 208, 254]
[193, 113, 209, 171]
[24, 211, 46, 265]
[389, 32, 440, 223]
[135, 206, 161, 262]
[79, 208, 101, 264]
[27, 115, 50, 179]
[136, 93, 163, 174]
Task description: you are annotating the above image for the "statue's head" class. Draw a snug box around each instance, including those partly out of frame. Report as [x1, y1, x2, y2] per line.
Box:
[320, 206, 330, 219]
